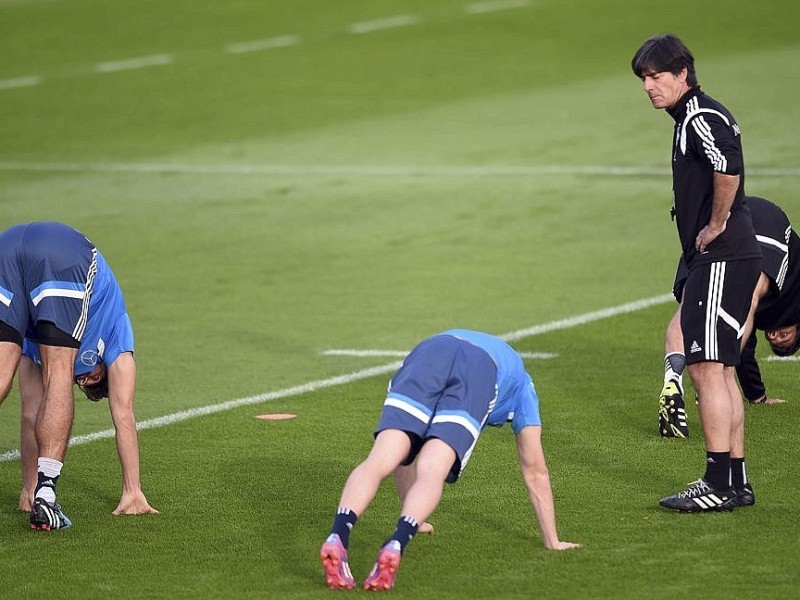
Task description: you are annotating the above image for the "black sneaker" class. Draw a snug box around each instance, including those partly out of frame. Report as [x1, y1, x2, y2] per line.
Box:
[658, 379, 689, 438]
[30, 498, 72, 531]
[735, 483, 756, 507]
[659, 479, 737, 512]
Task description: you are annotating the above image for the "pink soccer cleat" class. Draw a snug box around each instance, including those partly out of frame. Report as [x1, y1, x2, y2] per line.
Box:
[320, 534, 356, 590]
[363, 540, 402, 591]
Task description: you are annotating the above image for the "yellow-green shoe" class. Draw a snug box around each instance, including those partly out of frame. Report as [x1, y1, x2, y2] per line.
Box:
[658, 379, 688, 438]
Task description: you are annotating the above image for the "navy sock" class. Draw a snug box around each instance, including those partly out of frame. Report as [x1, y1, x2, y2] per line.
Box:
[704, 451, 731, 490]
[731, 457, 747, 489]
[34, 472, 60, 503]
[385, 515, 419, 554]
[331, 508, 358, 549]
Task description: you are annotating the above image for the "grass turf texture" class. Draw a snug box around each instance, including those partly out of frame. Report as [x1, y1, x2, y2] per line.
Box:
[1, 0, 799, 597]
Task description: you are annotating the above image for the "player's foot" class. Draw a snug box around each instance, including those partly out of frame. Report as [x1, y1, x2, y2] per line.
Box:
[659, 479, 737, 512]
[363, 540, 402, 591]
[30, 497, 72, 531]
[320, 534, 355, 590]
[734, 483, 756, 507]
[658, 379, 689, 438]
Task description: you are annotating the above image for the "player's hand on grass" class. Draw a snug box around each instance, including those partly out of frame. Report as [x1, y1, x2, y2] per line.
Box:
[546, 540, 582, 551]
[418, 521, 434, 535]
[113, 489, 159, 515]
[750, 395, 787, 405]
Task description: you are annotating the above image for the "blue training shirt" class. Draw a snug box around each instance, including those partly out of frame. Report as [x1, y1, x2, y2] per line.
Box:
[440, 329, 542, 433]
[23, 251, 134, 376]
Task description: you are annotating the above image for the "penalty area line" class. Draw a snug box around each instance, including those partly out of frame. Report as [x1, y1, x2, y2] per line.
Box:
[0, 293, 673, 463]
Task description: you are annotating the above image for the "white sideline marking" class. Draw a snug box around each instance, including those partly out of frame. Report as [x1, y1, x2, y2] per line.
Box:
[0, 161, 797, 177]
[348, 15, 419, 34]
[225, 35, 300, 54]
[515, 351, 558, 359]
[0, 0, 61, 6]
[323, 349, 557, 359]
[323, 349, 409, 357]
[0, 162, 669, 176]
[94, 54, 174, 73]
[500, 294, 674, 341]
[0, 75, 42, 90]
[0, 294, 673, 464]
[0, 362, 403, 463]
[466, 0, 531, 14]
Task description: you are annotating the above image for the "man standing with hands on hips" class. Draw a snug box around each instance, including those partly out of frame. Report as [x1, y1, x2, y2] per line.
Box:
[631, 34, 762, 511]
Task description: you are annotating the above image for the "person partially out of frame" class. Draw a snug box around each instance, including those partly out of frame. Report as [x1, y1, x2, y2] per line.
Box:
[657, 195, 797, 443]
[0, 221, 156, 530]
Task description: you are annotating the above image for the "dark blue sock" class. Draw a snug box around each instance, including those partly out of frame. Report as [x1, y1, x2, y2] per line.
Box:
[331, 508, 358, 549]
[386, 515, 419, 554]
[34, 471, 59, 501]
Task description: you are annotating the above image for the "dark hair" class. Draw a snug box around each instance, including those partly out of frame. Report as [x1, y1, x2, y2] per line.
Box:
[78, 377, 109, 401]
[631, 34, 698, 86]
[768, 324, 800, 357]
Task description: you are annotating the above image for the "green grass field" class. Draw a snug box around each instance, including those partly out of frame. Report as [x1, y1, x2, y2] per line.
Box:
[1, 1, 799, 597]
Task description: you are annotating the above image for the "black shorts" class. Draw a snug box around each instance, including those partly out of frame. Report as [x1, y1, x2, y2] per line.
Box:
[681, 258, 761, 366]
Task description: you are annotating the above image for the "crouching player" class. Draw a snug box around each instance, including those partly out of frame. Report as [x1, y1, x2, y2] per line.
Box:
[319, 329, 580, 591]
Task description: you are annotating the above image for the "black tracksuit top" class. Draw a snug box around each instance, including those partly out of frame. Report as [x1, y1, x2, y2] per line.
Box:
[667, 87, 760, 267]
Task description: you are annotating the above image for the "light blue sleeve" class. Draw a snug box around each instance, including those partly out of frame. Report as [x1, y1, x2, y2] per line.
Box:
[104, 313, 135, 367]
[510, 375, 542, 434]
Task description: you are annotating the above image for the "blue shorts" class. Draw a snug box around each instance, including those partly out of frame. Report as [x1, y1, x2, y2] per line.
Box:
[0, 222, 98, 346]
[375, 335, 498, 483]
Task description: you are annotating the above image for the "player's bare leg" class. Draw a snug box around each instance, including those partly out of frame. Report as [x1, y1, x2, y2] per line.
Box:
[322, 430, 411, 589]
[0, 340, 22, 404]
[364, 439, 455, 591]
[30, 344, 77, 530]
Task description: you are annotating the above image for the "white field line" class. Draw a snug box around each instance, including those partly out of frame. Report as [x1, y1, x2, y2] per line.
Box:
[466, 0, 532, 14]
[0, 362, 403, 463]
[0, 0, 61, 6]
[323, 349, 557, 359]
[0, 294, 672, 463]
[323, 349, 409, 357]
[348, 15, 420, 34]
[94, 54, 174, 73]
[500, 294, 674, 341]
[516, 351, 558, 359]
[0, 162, 669, 177]
[1, 161, 797, 177]
[225, 35, 300, 55]
[0, 75, 42, 90]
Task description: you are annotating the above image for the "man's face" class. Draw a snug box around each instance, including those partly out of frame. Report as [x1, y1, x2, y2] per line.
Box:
[765, 325, 800, 355]
[639, 68, 688, 110]
[74, 362, 106, 387]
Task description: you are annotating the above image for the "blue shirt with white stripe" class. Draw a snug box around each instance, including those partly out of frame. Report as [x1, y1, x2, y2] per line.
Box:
[441, 329, 541, 433]
[23, 251, 134, 376]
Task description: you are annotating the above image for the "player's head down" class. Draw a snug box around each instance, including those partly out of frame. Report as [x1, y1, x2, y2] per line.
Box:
[765, 324, 800, 357]
[74, 363, 109, 401]
[631, 33, 698, 86]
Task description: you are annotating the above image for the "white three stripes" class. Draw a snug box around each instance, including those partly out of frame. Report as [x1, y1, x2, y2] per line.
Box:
[705, 262, 725, 361]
